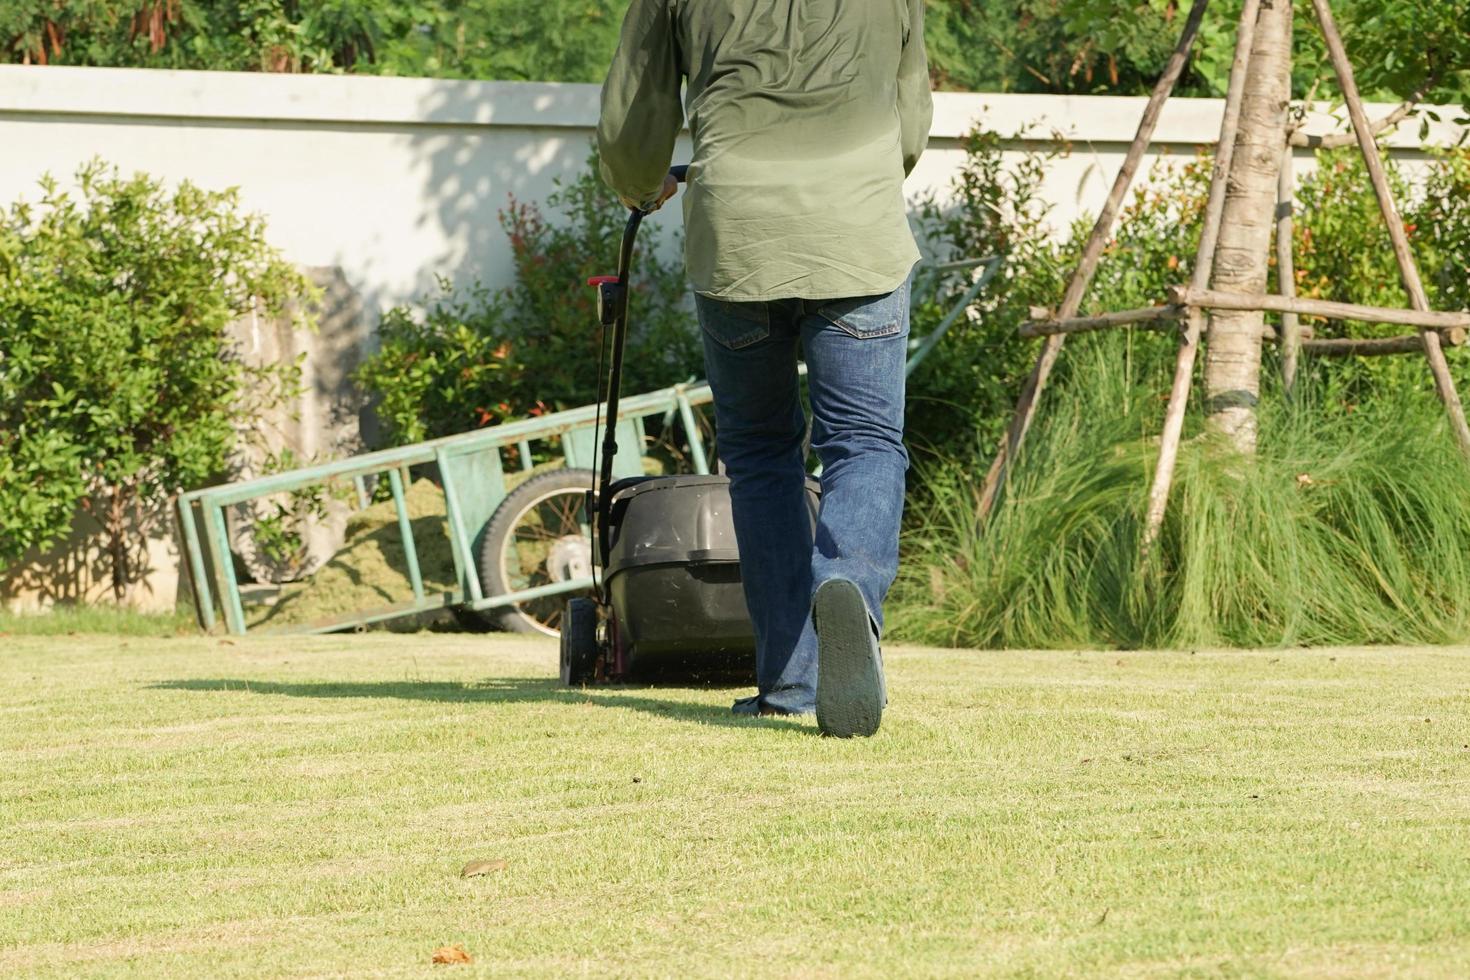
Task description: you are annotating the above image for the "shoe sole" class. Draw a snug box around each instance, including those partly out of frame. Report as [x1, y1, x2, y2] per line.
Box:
[813, 579, 882, 738]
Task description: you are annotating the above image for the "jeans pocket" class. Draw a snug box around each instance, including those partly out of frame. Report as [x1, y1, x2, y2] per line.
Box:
[696, 294, 772, 351]
[815, 280, 911, 340]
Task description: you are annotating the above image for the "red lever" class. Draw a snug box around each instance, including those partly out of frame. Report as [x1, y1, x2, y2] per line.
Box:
[586, 275, 620, 286]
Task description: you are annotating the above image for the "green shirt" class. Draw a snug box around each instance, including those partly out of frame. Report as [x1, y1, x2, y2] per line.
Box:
[597, 0, 933, 302]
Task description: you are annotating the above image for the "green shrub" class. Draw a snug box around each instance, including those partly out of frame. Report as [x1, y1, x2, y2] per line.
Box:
[0, 160, 314, 596]
[1290, 147, 1470, 404]
[356, 150, 700, 446]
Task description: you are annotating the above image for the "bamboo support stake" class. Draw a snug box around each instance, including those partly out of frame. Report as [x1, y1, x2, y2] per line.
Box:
[1142, 0, 1262, 548]
[975, 0, 1212, 521]
[1303, 329, 1468, 357]
[1312, 0, 1470, 457]
[1020, 304, 1182, 338]
[1277, 145, 1302, 393]
[1170, 287, 1470, 330]
[1023, 304, 1323, 343]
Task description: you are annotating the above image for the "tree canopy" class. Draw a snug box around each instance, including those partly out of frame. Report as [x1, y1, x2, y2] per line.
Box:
[4, 1, 1466, 109]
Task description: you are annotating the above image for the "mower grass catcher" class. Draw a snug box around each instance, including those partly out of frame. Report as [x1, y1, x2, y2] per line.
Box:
[560, 166, 818, 686]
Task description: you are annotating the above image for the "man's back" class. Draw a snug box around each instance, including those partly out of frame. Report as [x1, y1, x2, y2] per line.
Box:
[598, 0, 932, 302]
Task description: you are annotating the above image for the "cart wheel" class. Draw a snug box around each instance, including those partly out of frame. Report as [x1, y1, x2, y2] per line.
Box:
[476, 468, 595, 636]
[560, 597, 599, 686]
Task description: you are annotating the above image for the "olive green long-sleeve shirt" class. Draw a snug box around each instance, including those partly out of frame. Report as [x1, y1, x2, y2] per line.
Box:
[597, 0, 932, 302]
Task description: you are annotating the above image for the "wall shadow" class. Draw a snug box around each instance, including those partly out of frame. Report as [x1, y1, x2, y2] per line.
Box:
[0, 502, 174, 612]
[148, 675, 811, 733]
[403, 81, 691, 309]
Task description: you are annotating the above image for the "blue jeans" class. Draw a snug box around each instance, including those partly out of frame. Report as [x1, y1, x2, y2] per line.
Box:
[695, 279, 910, 714]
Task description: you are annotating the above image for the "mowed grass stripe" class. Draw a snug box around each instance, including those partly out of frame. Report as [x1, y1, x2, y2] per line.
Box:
[2, 634, 1468, 977]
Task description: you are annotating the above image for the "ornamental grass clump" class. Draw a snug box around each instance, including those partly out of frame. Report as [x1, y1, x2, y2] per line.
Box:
[892, 338, 1470, 650]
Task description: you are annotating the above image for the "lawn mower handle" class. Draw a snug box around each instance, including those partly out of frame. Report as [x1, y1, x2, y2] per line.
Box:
[592, 165, 688, 569]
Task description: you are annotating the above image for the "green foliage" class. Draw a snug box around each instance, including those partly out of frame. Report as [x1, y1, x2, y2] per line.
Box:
[1420, 148, 1470, 312]
[1290, 147, 1470, 403]
[924, 0, 1470, 105]
[356, 151, 699, 446]
[2, 0, 408, 72]
[0, 160, 313, 593]
[382, 1, 623, 82]
[0, 0, 623, 80]
[925, 0, 1236, 96]
[1302, 0, 1470, 109]
[9, 0, 1465, 108]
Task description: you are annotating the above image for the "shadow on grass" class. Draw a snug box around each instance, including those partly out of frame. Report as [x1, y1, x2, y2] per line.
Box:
[147, 676, 812, 733]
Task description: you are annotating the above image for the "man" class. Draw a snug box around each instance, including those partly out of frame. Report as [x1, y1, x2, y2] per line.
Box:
[597, 0, 931, 738]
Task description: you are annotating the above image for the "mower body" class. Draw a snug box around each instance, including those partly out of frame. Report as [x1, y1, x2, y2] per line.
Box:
[600, 474, 819, 677]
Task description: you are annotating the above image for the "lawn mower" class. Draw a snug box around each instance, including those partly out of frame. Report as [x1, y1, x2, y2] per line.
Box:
[559, 165, 819, 685]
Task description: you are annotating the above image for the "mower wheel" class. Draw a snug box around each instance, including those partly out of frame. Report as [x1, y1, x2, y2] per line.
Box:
[560, 597, 599, 685]
[476, 468, 595, 635]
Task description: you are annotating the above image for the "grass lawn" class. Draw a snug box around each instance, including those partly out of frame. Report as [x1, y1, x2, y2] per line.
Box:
[3, 633, 1469, 977]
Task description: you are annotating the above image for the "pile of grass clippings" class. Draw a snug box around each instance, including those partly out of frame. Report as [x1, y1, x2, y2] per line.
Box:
[249, 479, 459, 630]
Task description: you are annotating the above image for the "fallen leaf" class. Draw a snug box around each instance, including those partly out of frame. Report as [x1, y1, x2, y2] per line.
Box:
[1296, 472, 1314, 487]
[432, 944, 473, 965]
[461, 859, 508, 878]
[219, 639, 235, 646]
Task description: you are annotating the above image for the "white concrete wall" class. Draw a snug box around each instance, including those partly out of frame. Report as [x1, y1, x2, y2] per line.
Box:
[3, 64, 1463, 316]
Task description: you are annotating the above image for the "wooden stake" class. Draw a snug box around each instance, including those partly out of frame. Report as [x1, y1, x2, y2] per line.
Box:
[1311, 0, 1470, 457]
[1171, 287, 1470, 331]
[1142, 0, 1262, 548]
[1020, 305, 1182, 338]
[1023, 302, 1321, 342]
[1277, 145, 1302, 393]
[1144, 308, 1206, 546]
[975, 0, 1212, 521]
[1303, 329, 1468, 357]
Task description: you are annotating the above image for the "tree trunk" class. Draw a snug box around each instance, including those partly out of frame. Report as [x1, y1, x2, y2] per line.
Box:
[1202, 0, 1293, 452]
[107, 483, 130, 603]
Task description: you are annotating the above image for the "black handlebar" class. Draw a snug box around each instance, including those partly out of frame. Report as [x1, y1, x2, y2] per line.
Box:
[593, 163, 689, 572]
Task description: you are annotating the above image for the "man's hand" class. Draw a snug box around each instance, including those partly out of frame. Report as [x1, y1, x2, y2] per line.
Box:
[620, 173, 681, 213]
